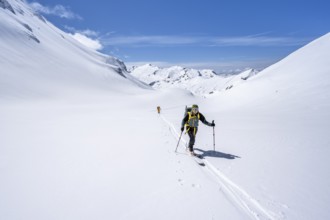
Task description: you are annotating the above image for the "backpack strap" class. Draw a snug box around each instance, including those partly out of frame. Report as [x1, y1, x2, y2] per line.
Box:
[185, 112, 200, 134]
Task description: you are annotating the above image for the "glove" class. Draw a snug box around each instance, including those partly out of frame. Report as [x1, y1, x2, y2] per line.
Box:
[211, 122, 215, 127]
[181, 127, 184, 132]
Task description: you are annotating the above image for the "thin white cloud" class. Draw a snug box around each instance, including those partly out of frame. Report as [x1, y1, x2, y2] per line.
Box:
[70, 33, 103, 51]
[64, 26, 102, 50]
[80, 29, 99, 37]
[210, 36, 306, 47]
[29, 2, 82, 20]
[101, 35, 200, 47]
[64, 26, 99, 37]
[101, 35, 201, 47]
[101, 34, 310, 47]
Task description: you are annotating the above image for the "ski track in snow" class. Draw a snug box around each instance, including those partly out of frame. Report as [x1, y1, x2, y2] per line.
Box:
[160, 114, 277, 220]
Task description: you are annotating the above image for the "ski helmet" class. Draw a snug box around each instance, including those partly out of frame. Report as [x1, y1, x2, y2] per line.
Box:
[191, 104, 199, 113]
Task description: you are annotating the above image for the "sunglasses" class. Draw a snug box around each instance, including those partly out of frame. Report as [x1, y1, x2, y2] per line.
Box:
[192, 108, 199, 113]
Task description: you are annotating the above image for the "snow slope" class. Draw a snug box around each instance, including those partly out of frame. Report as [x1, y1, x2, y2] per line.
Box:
[1, 1, 330, 220]
[202, 32, 330, 220]
[130, 64, 258, 96]
[0, 0, 147, 99]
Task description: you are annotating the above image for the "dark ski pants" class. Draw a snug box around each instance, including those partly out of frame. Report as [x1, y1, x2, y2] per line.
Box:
[187, 127, 198, 151]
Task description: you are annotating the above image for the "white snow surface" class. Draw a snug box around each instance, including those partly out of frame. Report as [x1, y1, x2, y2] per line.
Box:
[1, 1, 330, 220]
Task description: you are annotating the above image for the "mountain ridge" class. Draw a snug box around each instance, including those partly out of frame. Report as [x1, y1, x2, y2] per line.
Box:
[0, 0, 148, 98]
[130, 63, 258, 96]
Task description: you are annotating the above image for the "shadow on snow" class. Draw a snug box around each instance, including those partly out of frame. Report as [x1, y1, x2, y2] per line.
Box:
[194, 148, 241, 160]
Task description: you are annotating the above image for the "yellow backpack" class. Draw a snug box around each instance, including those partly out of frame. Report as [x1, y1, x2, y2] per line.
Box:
[185, 111, 200, 128]
[184, 106, 200, 134]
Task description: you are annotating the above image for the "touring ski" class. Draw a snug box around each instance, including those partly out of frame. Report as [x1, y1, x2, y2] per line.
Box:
[191, 154, 205, 166]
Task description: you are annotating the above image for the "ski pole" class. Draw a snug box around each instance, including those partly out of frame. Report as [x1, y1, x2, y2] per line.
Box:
[212, 120, 215, 151]
[175, 131, 183, 152]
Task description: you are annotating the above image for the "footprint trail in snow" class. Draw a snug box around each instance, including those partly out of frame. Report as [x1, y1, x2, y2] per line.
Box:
[160, 114, 278, 220]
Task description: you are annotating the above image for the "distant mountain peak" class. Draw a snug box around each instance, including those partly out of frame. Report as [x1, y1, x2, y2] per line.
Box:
[129, 64, 259, 96]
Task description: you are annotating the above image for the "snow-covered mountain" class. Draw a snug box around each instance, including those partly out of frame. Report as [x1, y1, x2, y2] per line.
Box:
[190, 32, 330, 220]
[129, 64, 217, 84]
[130, 64, 258, 96]
[215, 32, 330, 113]
[1, 1, 330, 220]
[0, 0, 147, 99]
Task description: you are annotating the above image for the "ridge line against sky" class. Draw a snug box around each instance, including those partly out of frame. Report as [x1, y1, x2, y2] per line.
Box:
[27, 0, 330, 73]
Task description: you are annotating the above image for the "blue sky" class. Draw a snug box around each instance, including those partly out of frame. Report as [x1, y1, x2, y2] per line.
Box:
[28, 0, 329, 72]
